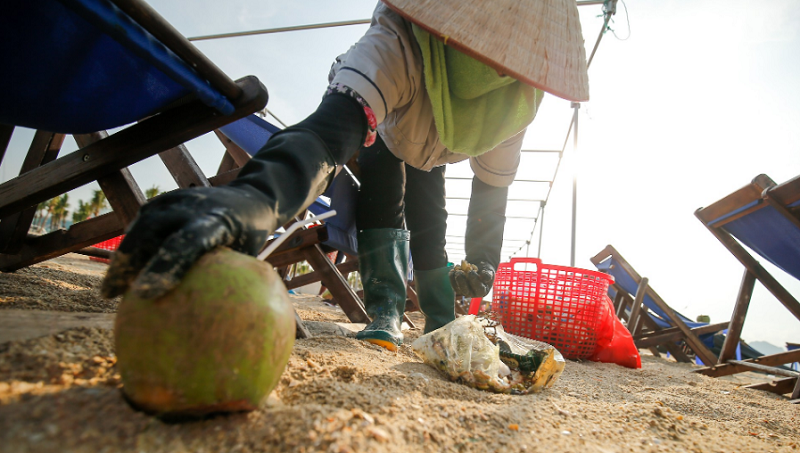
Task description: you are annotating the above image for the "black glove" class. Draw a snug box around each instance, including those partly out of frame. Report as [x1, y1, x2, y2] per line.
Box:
[101, 94, 366, 300]
[449, 260, 496, 298]
[448, 177, 508, 298]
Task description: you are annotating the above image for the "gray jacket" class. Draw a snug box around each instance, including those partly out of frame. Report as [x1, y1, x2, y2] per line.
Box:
[328, 3, 525, 187]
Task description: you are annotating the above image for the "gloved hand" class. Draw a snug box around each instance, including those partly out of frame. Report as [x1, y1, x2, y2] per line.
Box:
[101, 94, 367, 300]
[449, 177, 508, 298]
[449, 260, 496, 298]
[100, 185, 281, 300]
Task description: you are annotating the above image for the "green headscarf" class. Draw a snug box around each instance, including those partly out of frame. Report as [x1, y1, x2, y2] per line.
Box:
[412, 24, 544, 157]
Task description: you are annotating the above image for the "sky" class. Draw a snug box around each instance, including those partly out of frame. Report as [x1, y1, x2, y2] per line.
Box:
[2, 0, 799, 348]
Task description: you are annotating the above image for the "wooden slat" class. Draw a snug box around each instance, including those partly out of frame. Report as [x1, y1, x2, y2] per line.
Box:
[718, 270, 756, 363]
[745, 377, 798, 396]
[214, 130, 252, 167]
[637, 310, 692, 363]
[283, 259, 359, 290]
[74, 246, 113, 259]
[0, 124, 14, 166]
[635, 322, 729, 349]
[764, 174, 800, 211]
[727, 360, 799, 378]
[628, 277, 648, 337]
[266, 249, 308, 270]
[0, 76, 267, 219]
[294, 310, 312, 339]
[0, 132, 65, 254]
[406, 284, 420, 312]
[263, 227, 329, 268]
[617, 292, 633, 322]
[402, 314, 416, 329]
[635, 284, 717, 364]
[75, 132, 147, 227]
[159, 143, 211, 189]
[97, 168, 147, 227]
[303, 243, 369, 324]
[208, 168, 241, 187]
[0, 213, 124, 271]
[694, 174, 775, 227]
[613, 291, 626, 317]
[694, 350, 800, 377]
[216, 152, 238, 175]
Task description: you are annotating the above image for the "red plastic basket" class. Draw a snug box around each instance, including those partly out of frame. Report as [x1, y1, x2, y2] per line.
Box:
[89, 235, 124, 263]
[492, 257, 614, 359]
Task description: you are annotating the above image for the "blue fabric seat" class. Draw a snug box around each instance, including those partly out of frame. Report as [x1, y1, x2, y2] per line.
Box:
[218, 115, 359, 256]
[0, 0, 235, 134]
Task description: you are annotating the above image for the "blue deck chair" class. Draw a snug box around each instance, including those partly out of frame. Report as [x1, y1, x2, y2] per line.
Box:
[218, 116, 358, 257]
[694, 174, 800, 398]
[216, 114, 419, 327]
[0, 0, 267, 271]
[591, 245, 725, 365]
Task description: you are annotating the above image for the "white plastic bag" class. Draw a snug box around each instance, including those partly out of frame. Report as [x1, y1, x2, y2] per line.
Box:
[411, 315, 566, 394]
[411, 315, 510, 392]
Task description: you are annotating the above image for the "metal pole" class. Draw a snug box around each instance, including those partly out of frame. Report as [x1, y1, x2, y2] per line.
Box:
[570, 102, 580, 267]
[188, 19, 371, 42]
[536, 205, 546, 258]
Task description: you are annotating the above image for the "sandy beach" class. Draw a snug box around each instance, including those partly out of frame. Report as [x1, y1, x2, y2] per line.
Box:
[1, 254, 797, 453]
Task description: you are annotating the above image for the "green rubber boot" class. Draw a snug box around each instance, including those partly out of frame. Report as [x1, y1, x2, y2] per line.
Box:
[355, 229, 410, 351]
[415, 265, 456, 334]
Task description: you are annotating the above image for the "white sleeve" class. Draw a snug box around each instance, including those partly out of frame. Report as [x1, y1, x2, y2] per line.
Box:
[469, 128, 526, 187]
[327, 4, 421, 126]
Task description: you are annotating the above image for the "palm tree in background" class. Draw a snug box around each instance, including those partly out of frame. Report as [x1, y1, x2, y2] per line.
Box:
[49, 194, 69, 230]
[32, 200, 52, 230]
[89, 190, 107, 217]
[72, 199, 93, 223]
[145, 185, 162, 199]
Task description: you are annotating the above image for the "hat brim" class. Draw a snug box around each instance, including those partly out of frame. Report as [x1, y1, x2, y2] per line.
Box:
[382, 0, 590, 102]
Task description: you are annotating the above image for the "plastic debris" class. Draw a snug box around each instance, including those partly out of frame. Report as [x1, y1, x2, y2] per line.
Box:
[410, 315, 565, 394]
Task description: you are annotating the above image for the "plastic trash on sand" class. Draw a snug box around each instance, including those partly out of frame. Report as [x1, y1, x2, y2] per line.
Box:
[410, 315, 565, 394]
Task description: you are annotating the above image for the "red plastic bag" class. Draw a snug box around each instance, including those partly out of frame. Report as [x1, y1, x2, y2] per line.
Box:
[587, 296, 641, 369]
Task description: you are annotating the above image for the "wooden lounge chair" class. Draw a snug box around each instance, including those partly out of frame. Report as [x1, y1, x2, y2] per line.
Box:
[591, 245, 726, 365]
[694, 174, 800, 401]
[0, 0, 268, 270]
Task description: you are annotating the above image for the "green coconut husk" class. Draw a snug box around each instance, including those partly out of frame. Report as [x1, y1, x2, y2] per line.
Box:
[114, 247, 295, 420]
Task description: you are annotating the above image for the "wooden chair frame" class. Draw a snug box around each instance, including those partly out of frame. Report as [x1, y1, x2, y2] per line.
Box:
[694, 174, 800, 401]
[590, 245, 722, 365]
[0, 0, 267, 271]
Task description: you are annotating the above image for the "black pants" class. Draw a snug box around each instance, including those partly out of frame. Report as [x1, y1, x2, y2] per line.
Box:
[356, 135, 448, 271]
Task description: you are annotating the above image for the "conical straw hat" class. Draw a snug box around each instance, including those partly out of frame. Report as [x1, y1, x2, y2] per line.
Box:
[382, 0, 589, 101]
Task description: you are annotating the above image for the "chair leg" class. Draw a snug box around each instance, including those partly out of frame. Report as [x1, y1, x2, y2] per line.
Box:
[719, 269, 756, 363]
[294, 310, 312, 339]
[628, 277, 649, 336]
[0, 131, 65, 254]
[613, 291, 626, 317]
[304, 243, 369, 324]
[75, 132, 146, 226]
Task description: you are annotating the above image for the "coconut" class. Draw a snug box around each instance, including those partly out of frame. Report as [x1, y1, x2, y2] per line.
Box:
[114, 247, 295, 419]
